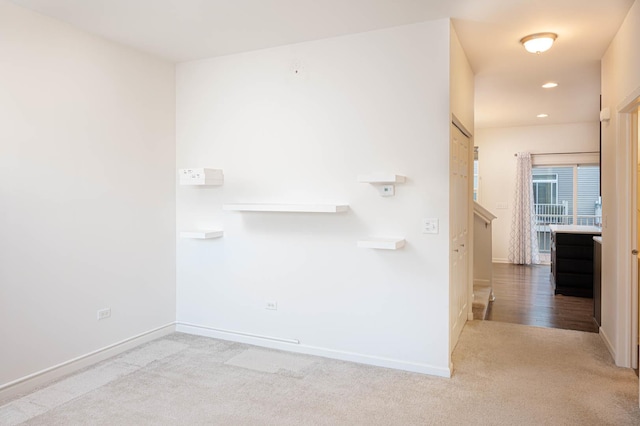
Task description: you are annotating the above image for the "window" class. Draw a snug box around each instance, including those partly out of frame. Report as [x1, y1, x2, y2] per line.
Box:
[532, 164, 600, 256]
[532, 174, 558, 205]
[577, 165, 601, 225]
[473, 147, 479, 201]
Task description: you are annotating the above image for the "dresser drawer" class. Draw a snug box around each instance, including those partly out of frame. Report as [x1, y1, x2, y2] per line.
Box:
[556, 272, 593, 288]
[556, 245, 594, 260]
[555, 232, 599, 246]
[556, 259, 594, 274]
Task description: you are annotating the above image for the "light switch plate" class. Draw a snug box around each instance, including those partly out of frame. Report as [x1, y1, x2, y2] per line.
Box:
[423, 218, 439, 234]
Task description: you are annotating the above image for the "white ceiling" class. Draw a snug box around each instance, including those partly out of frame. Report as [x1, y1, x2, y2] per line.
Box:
[9, 0, 636, 128]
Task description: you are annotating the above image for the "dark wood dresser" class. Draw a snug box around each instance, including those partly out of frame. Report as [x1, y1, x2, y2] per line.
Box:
[550, 225, 602, 298]
[593, 236, 602, 326]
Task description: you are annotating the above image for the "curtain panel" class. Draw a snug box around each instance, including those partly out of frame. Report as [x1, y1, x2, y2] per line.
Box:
[509, 152, 540, 265]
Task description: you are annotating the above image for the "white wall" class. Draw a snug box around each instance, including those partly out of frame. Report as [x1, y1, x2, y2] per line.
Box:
[475, 123, 600, 262]
[450, 24, 474, 133]
[601, 0, 640, 365]
[176, 21, 455, 375]
[0, 0, 176, 389]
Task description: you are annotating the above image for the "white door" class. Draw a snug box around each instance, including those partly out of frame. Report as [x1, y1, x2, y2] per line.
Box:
[631, 107, 639, 405]
[632, 107, 639, 373]
[630, 108, 640, 406]
[450, 123, 471, 352]
[618, 94, 640, 404]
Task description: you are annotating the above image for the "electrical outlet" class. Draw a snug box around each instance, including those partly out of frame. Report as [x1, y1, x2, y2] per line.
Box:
[265, 301, 278, 311]
[97, 308, 111, 320]
[422, 218, 439, 234]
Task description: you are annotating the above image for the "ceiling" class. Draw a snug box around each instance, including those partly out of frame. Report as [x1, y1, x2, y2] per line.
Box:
[9, 0, 636, 129]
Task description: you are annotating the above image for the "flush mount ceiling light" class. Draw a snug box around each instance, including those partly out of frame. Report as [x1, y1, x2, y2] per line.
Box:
[520, 32, 557, 54]
[542, 82, 558, 88]
[537, 113, 549, 118]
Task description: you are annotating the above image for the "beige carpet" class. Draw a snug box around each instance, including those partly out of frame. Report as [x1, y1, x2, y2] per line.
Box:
[2, 321, 639, 425]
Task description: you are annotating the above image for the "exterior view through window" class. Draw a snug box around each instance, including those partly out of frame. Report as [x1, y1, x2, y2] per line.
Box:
[473, 147, 479, 201]
[532, 165, 601, 258]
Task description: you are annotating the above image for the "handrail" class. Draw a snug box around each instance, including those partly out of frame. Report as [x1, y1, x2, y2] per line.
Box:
[473, 201, 497, 224]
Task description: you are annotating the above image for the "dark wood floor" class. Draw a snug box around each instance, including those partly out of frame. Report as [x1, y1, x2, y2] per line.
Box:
[486, 263, 598, 333]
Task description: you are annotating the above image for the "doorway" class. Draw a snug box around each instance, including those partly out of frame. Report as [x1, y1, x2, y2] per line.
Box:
[630, 104, 639, 370]
[485, 263, 598, 332]
[450, 121, 472, 353]
[480, 154, 602, 333]
[617, 92, 640, 370]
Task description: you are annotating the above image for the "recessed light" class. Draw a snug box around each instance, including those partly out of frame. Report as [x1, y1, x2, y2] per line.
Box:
[537, 114, 549, 118]
[542, 82, 558, 89]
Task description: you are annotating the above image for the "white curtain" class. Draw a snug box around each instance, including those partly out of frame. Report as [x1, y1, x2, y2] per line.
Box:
[509, 152, 540, 265]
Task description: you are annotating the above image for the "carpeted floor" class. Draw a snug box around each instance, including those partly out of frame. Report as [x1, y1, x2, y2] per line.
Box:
[2, 321, 639, 425]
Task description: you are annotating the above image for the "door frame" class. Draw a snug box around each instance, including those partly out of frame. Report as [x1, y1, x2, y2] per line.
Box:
[452, 115, 474, 325]
[616, 87, 640, 369]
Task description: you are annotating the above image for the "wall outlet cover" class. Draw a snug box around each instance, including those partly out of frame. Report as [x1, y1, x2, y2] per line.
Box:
[265, 301, 278, 311]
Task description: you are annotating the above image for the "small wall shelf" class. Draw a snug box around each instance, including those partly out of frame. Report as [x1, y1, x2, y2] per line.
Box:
[357, 238, 405, 250]
[357, 174, 406, 184]
[180, 230, 224, 239]
[358, 174, 406, 197]
[179, 168, 224, 186]
[223, 203, 349, 213]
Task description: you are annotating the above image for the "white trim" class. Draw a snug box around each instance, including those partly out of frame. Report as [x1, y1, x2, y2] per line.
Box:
[492, 258, 509, 264]
[175, 322, 300, 344]
[630, 109, 639, 371]
[532, 153, 599, 166]
[615, 108, 632, 367]
[176, 322, 451, 378]
[614, 92, 640, 368]
[0, 323, 175, 403]
[600, 326, 616, 362]
[616, 86, 640, 113]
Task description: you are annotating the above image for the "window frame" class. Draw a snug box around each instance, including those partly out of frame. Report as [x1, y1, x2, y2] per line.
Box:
[532, 173, 559, 205]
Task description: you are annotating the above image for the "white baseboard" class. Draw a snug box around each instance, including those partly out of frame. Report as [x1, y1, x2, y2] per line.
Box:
[492, 258, 509, 264]
[175, 322, 451, 378]
[599, 327, 616, 362]
[0, 323, 175, 403]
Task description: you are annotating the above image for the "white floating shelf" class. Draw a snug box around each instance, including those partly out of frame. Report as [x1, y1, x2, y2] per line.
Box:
[358, 174, 405, 196]
[357, 174, 406, 184]
[179, 168, 224, 186]
[223, 203, 349, 213]
[357, 238, 405, 250]
[180, 230, 224, 239]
